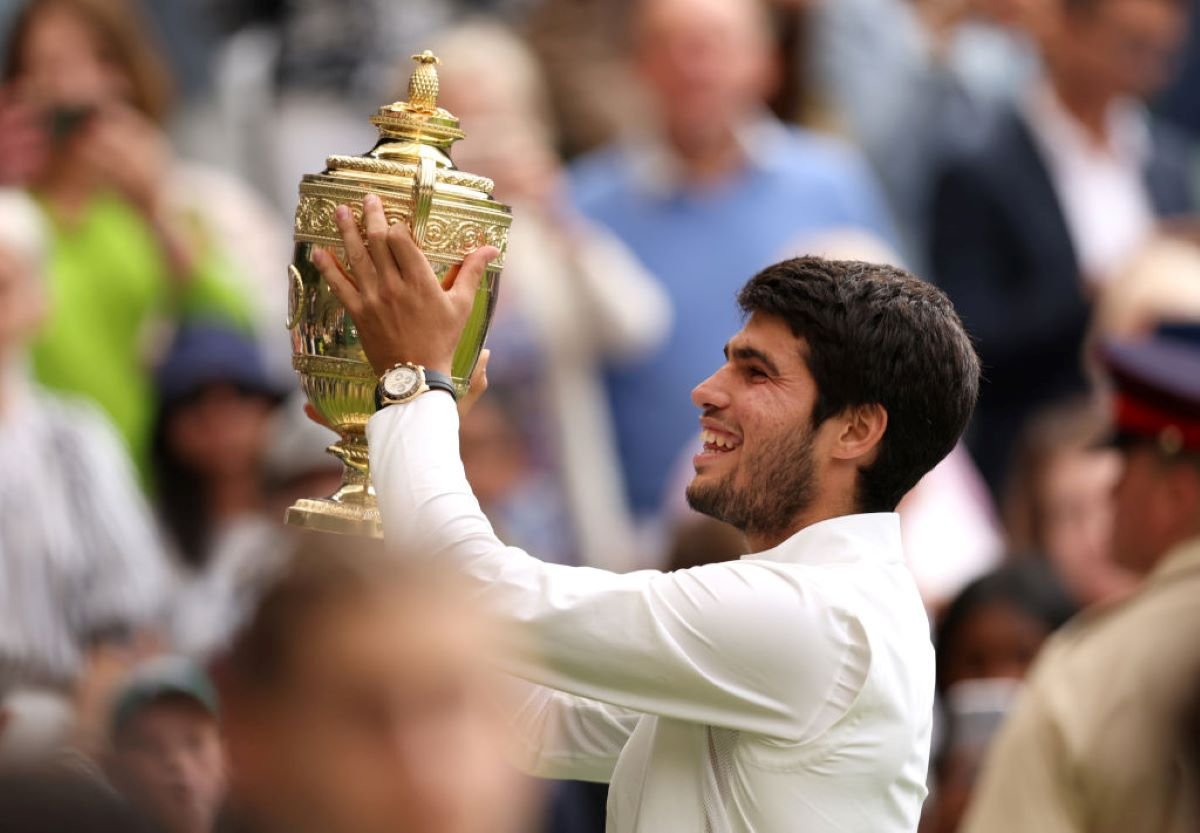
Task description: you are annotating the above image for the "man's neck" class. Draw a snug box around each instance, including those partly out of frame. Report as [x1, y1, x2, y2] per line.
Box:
[1049, 79, 1116, 147]
[745, 502, 862, 553]
[666, 123, 746, 185]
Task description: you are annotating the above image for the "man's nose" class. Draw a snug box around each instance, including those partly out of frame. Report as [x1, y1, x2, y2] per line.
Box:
[691, 369, 731, 411]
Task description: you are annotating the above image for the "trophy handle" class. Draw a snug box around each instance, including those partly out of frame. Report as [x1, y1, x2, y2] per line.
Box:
[409, 156, 437, 245]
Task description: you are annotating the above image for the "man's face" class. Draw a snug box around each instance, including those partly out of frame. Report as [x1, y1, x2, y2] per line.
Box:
[634, 0, 773, 139]
[1111, 446, 1200, 574]
[1049, 0, 1185, 100]
[687, 312, 829, 542]
[108, 698, 226, 833]
[227, 591, 529, 833]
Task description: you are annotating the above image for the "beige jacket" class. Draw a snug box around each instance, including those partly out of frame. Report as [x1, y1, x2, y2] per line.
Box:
[962, 536, 1200, 833]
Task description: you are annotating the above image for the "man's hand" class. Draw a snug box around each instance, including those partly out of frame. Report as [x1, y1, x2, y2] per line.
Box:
[312, 193, 500, 376]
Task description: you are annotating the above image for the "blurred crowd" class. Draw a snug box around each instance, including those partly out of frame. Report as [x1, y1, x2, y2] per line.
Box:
[0, 0, 1198, 831]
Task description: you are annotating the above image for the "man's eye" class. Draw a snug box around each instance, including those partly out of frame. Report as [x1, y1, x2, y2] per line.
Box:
[746, 367, 767, 380]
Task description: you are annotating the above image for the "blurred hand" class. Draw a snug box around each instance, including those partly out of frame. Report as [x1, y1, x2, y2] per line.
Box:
[0, 89, 49, 186]
[312, 194, 499, 377]
[75, 103, 171, 217]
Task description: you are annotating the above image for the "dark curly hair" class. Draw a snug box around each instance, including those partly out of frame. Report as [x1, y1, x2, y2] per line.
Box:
[738, 256, 980, 512]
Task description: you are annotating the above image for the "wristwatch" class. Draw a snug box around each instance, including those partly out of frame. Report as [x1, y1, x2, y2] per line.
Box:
[374, 363, 457, 410]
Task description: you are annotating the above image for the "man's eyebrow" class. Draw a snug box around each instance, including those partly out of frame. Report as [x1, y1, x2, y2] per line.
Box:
[727, 344, 780, 376]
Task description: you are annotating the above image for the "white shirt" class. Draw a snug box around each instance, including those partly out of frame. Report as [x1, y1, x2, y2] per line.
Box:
[1024, 88, 1156, 288]
[368, 394, 935, 833]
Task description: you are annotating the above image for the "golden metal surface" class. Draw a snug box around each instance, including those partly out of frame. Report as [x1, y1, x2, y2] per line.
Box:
[286, 51, 513, 538]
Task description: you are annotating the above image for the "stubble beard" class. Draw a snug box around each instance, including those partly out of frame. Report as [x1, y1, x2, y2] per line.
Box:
[685, 425, 817, 545]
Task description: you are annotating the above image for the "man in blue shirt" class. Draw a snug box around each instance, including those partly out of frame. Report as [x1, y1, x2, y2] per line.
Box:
[570, 0, 894, 525]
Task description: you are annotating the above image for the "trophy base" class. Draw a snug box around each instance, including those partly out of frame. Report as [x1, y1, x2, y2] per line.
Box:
[285, 497, 383, 539]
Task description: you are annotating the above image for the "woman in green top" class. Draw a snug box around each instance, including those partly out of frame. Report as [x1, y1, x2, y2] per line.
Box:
[3, 0, 250, 482]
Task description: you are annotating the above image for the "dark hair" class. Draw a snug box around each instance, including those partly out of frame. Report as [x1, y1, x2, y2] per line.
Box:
[1064, 0, 1184, 13]
[737, 257, 980, 512]
[934, 560, 1077, 694]
[2, 0, 174, 123]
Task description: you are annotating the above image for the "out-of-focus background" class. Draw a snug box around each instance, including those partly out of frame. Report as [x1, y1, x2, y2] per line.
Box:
[0, 0, 1197, 831]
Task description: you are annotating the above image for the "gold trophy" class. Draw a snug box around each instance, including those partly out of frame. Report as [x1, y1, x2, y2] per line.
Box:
[285, 51, 512, 538]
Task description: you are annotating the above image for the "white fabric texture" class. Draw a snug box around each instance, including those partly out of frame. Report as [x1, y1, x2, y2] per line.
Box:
[368, 394, 935, 833]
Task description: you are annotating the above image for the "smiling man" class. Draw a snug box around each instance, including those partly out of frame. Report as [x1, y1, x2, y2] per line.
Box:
[312, 195, 981, 833]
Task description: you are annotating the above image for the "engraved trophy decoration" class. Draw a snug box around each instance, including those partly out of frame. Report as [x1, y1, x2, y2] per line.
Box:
[285, 51, 512, 537]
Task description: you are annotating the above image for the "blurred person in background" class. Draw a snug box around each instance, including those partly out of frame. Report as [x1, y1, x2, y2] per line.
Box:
[962, 327, 1200, 833]
[431, 21, 670, 570]
[0, 767, 152, 833]
[812, 0, 1045, 265]
[1092, 235, 1200, 339]
[929, 0, 1195, 496]
[1, 0, 268, 481]
[0, 189, 170, 760]
[1003, 397, 1138, 607]
[214, 534, 535, 833]
[924, 561, 1077, 833]
[106, 657, 225, 833]
[570, 0, 894, 540]
[149, 322, 288, 658]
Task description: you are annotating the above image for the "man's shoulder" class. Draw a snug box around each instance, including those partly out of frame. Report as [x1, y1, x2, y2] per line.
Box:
[568, 144, 635, 210]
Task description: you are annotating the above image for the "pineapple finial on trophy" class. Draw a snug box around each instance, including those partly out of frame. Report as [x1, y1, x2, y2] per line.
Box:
[407, 50, 441, 112]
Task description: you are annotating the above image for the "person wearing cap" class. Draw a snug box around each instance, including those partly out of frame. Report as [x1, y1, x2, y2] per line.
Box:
[962, 327, 1200, 833]
[106, 656, 225, 833]
[150, 322, 291, 658]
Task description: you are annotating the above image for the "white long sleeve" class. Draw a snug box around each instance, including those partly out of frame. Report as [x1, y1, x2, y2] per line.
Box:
[367, 393, 936, 833]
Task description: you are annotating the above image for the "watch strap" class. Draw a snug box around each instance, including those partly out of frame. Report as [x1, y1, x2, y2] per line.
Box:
[422, 368, 458, 401]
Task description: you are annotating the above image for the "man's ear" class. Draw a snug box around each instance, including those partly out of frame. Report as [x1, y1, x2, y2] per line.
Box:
[830, 404, 888, 465]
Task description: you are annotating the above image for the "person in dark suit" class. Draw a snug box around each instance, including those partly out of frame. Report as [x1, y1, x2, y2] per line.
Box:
[929, 0, 1195, 495]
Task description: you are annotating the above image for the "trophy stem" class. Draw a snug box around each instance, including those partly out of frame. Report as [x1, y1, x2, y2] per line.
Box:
[284, 433, 382, 538]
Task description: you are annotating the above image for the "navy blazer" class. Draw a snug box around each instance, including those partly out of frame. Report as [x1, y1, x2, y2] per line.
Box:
[929, 104, 1195, 493]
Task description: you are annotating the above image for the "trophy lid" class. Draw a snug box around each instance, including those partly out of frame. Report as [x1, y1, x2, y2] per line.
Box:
[368, 51, 466, 147]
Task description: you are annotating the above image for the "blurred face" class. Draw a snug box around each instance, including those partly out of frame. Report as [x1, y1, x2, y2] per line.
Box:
[15, 4, 132, 112]
[226, 590, 528, 833]
[167, 385, 275, 478]
[688, 313, 833, 541]
[0, 244, 45, 359]
[1035, 447, 1135, 604]
[460, 399, 530, 506]
[1111, 446, 1200, 574]
[634, 0, 775, 140]
[941, 602, 1050, 689]
[1045, 0, 1186, 101]
[109, 699, 225, 833]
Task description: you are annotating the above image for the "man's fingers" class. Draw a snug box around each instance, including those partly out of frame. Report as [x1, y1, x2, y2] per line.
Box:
[444, 246, 500, 304]
[303, 402, 336, 431]
[458, 348, 490, 419]
[386, 217, 440, 289]
[335, 204, 374, 288]
[362, 194, 401, 291]
[312, 247, 361, 312]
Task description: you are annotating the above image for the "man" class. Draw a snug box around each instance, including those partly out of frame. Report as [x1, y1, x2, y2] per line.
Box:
[0, 189, 169, 756]
[311, 193, 980, 832]
[213, 534, 533, 833]
[961, 327, 1200, 833]
[568, 0, 894, 523]
[929, 0, 1194, 495]
[106, 658, 226, 833]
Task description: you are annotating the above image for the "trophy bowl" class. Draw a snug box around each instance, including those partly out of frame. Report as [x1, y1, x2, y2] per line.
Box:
[285, 51, 512, 538]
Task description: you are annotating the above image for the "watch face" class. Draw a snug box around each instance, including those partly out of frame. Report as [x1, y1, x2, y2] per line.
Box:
[383, 365, 423, 399]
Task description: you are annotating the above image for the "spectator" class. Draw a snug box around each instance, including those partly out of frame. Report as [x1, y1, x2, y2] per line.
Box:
[0, 190, 169, 719]
[929, 0, 1195, 496]
[925, 561, 1077, 833]
[962, 328, 1200, 833]
[2, 0, 255, 481]
[570, 0, 894, 533]
[149, 322, 287, 657]
[105, 657, 225, 833]
[214, 534, 535, 833]
[0, 767, 152, 833]
[1004, 397, 1138, 607]
[431, 21, 670, 569]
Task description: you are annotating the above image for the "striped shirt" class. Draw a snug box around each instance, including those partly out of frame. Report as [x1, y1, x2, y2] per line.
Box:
[0, 375, 171, 691]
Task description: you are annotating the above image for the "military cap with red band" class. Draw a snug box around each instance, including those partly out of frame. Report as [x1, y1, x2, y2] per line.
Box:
[1101, 326, 1200, 456]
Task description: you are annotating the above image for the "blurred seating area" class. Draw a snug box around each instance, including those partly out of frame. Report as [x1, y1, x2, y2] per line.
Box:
[0, 0, 1198, 831]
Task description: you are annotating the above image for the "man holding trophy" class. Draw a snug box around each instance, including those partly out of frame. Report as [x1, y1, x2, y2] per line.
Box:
[290, 49, 979, 833]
